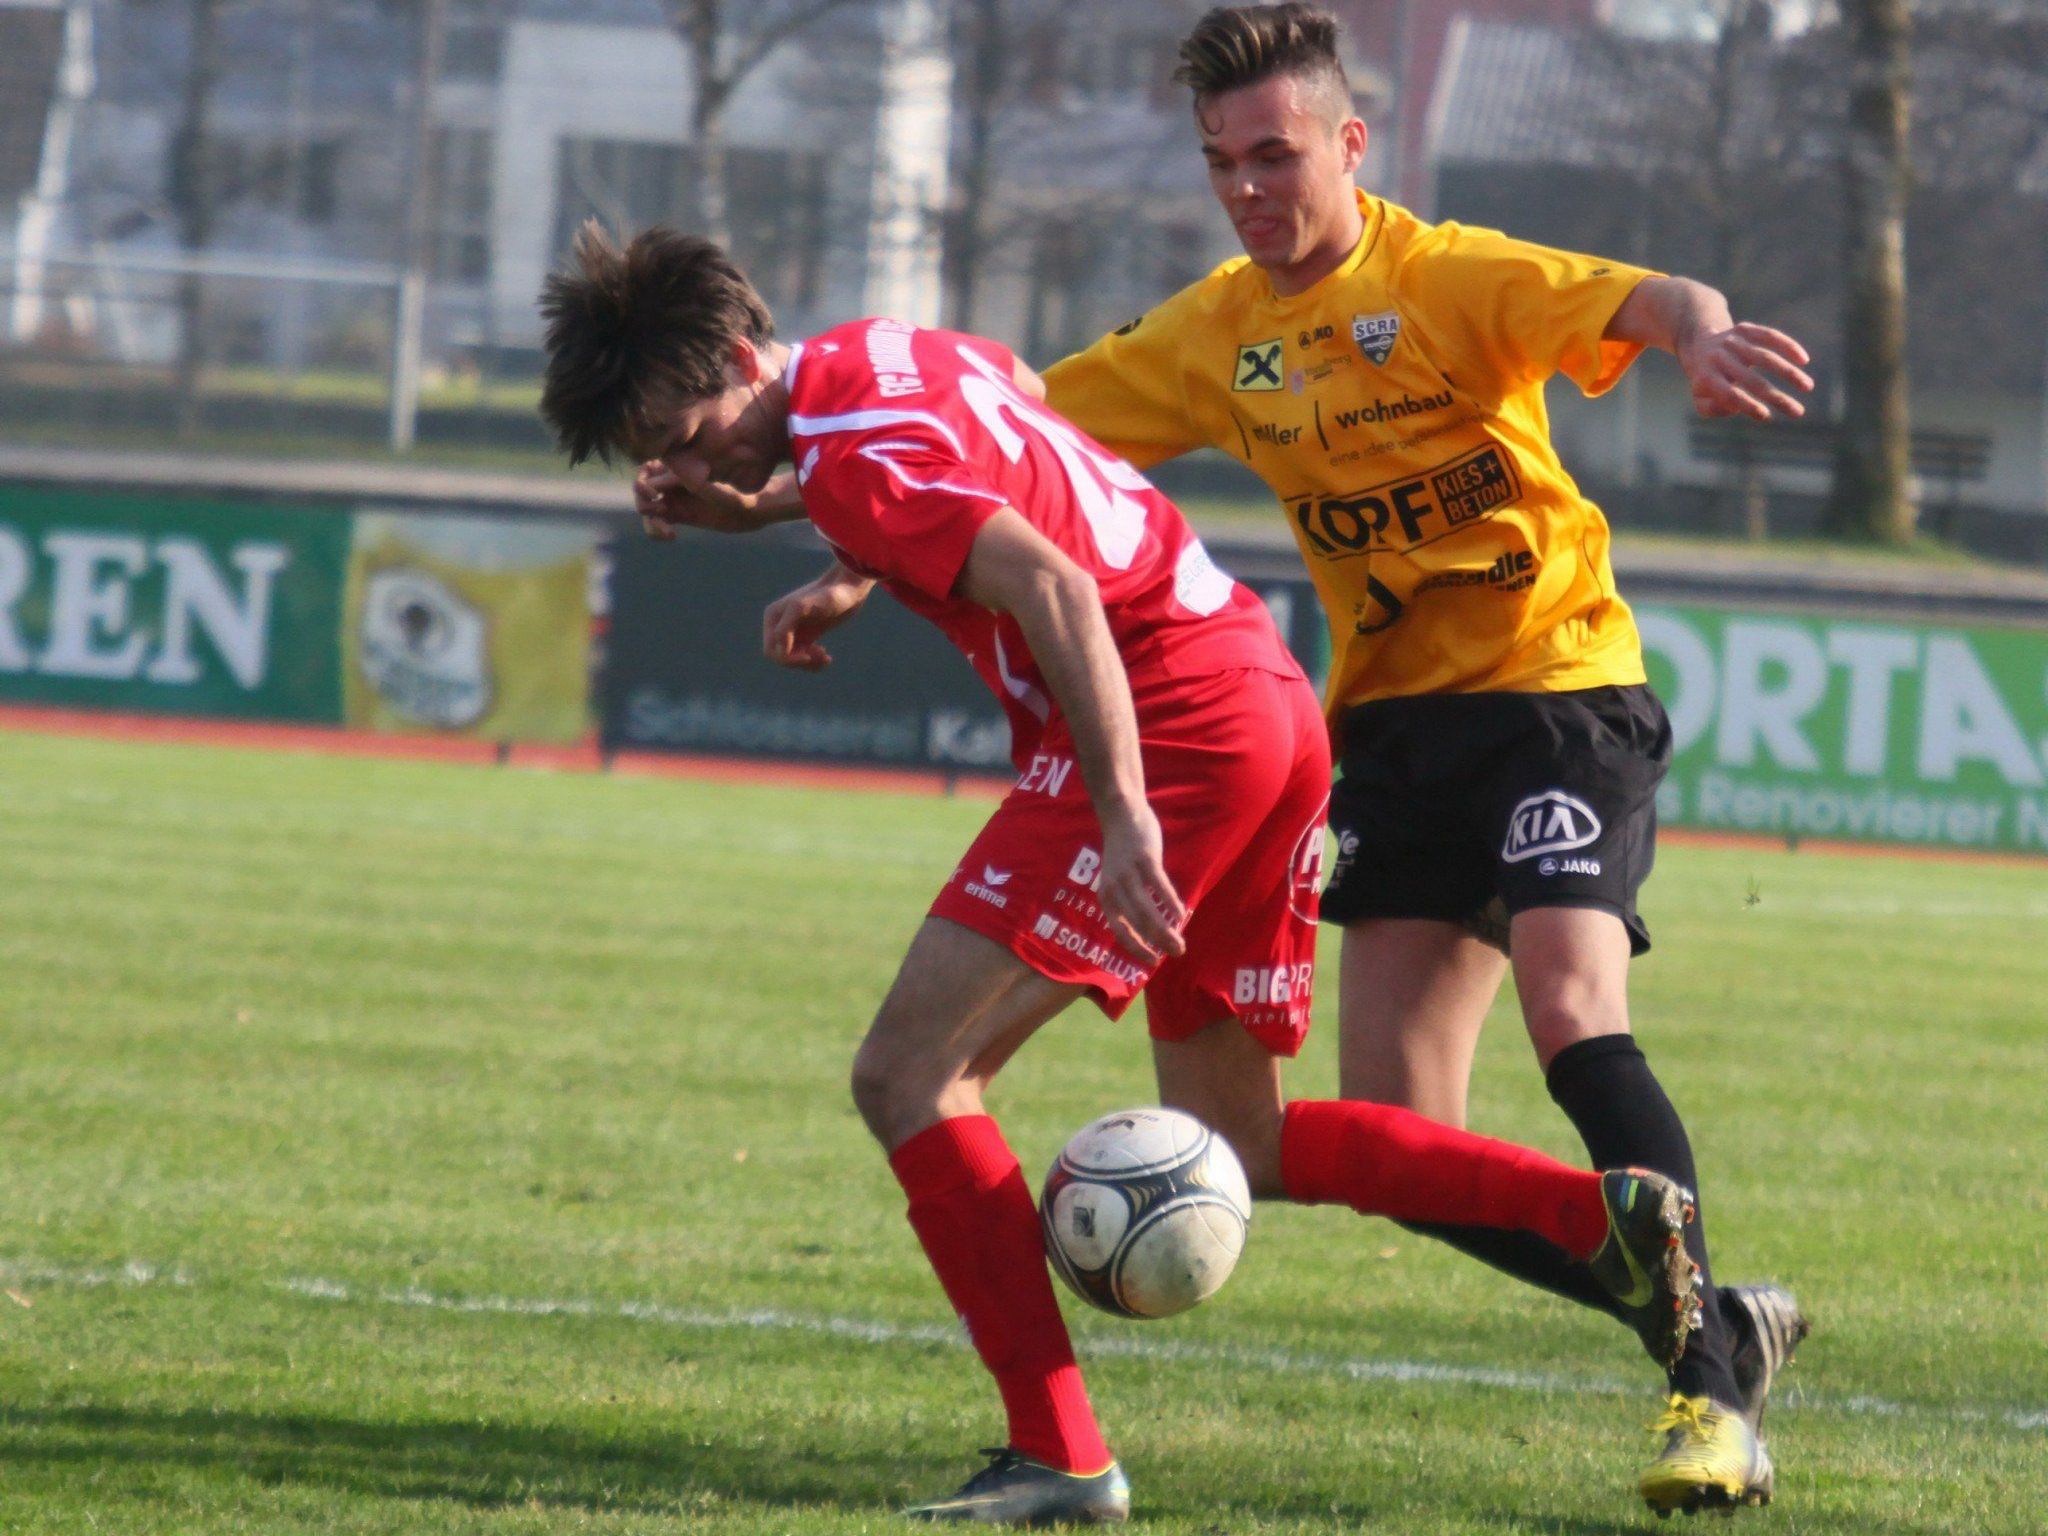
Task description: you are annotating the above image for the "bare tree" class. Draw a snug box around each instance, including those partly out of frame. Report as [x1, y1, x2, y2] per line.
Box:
[1829, 0, 1914, 543]
[668, 0, 866, 246]
[167, 0, 228, 438]
[944, 0, 1006, 330]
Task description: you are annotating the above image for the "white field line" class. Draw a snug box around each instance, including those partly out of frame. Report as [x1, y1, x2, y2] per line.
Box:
[6, 1258, 2043, 1434]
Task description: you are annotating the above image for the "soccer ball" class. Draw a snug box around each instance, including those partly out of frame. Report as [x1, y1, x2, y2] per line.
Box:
[1040, 1107, 1252, 1320]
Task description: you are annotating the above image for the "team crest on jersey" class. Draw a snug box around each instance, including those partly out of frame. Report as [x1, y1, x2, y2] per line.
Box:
[1232, 339, 1285, 392]
[1352, 310, 1401, 366]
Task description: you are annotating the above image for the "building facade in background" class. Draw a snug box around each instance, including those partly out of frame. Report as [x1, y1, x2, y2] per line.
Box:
[2, 0, 2044, 534]
[1426, 9, 2048, 526]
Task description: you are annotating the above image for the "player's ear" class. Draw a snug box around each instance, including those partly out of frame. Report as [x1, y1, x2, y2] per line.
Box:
[730, 336, 763, 385]
[1340, 117, 1368, 177]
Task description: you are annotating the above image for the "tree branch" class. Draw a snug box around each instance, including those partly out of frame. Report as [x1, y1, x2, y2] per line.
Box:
[725, 0, 866, 91]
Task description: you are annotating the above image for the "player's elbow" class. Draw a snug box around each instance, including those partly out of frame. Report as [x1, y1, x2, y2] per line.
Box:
[991, 554, 1095, 628]
[1027, 563, 1102, 631]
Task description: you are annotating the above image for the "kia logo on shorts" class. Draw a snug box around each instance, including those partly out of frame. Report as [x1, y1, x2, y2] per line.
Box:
[1502, 790, 1603, 863]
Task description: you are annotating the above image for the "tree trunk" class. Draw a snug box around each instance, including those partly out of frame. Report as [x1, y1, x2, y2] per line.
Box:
[681, 1, 732, 246]
[169, 0, 226, 440]
[693, 101, 730, 248]
[1830, 0, 1915, 544]
[944, 0, 1003, 330]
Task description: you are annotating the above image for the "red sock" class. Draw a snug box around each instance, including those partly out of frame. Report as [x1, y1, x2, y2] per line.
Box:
[889, 1115, 1112, 1474]
[1279, 1099, 1610, 1259]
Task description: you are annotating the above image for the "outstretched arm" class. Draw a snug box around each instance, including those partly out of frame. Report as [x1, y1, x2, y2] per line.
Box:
[956, 510, 1186, 963]
[1605, 275, 1815, 423]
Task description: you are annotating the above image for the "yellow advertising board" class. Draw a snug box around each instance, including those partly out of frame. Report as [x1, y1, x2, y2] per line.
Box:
[342, 510, 597, 744]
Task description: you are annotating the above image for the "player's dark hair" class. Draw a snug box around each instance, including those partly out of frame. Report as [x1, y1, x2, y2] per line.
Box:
[1174, 4, 1353, 124]
[538, 220, 775, 466]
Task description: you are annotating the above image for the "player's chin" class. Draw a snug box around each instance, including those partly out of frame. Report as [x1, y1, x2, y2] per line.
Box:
[1238, 228, 1295, 267]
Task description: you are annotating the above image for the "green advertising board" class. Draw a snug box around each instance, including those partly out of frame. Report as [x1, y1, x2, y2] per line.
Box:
[0, 488, 351, 721]
[1638, 603, 2048, 855]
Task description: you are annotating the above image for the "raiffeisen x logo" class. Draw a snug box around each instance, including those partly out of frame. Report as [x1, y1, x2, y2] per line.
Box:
[1233, 339, 1283, 391]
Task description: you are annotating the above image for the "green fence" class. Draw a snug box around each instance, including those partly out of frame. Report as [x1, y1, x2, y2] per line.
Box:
[1639, 603, 2048, 854]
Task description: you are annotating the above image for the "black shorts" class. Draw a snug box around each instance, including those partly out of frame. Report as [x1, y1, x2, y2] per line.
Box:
[1320, 684, 1672, 955]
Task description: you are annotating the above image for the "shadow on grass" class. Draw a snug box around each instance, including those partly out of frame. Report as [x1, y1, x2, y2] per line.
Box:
[0, 1402, 1397, 1526]
[0, 1403, 1977, 1534]
[0, 1402, 853, 1517]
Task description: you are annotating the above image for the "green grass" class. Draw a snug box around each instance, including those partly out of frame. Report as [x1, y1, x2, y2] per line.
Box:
[0, 730, 2042, 1533]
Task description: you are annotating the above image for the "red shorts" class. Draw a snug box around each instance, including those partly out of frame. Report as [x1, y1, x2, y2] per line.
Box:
[928, 666, 1331, 1057]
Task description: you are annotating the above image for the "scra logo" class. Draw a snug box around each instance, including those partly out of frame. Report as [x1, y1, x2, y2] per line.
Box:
[1502, 790, 1603, 863]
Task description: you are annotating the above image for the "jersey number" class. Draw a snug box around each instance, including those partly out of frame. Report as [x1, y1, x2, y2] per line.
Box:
[955, 346, 1151, 569]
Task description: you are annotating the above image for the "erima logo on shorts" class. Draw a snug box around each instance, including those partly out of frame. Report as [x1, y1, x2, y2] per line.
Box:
[1502, 791, 1603, 863]
[964, 865, 1012, 908]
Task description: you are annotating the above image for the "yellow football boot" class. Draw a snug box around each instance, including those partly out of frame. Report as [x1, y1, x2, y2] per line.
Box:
[1640, 1394, 1773, 1517]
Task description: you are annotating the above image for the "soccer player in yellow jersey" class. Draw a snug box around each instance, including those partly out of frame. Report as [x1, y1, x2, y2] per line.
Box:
[629, 3, 1813, 1516]
[1035, 4, 1814, 1517]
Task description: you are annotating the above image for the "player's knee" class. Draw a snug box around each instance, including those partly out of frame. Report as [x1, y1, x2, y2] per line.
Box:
[849, 1039, 905, 1142]
[850, 1030, 948, 1145]
[1522, 995, 1627, 1068]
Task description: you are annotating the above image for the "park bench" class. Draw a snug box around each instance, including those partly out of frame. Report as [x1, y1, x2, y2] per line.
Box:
[1689, 418, 1992, 535]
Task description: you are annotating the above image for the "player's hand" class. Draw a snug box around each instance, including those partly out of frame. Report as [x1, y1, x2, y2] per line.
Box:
[762, 573, 872, 671]
[633, 460, 778, 539]
[1678, 322, 1814, 422]
[1098, 804, 1188, 963]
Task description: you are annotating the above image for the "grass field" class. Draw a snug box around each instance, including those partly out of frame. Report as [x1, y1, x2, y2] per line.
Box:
[0, 729, 2043, 1534]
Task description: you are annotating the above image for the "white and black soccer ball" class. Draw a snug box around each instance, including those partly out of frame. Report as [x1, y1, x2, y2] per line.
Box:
[1040, 1107, 1252, 1320]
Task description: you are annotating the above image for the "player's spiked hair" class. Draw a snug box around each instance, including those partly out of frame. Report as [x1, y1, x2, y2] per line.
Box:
[538, 221, 775, 466]
[1173, 4, 1354, 124]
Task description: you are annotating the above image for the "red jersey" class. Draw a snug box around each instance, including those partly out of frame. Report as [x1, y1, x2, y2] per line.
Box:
[787, 319, 1299, 769]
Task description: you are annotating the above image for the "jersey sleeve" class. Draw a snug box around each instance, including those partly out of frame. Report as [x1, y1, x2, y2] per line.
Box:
[797, 428, 1010, 603]
[1041, 307, 1205, 471]
[1403, 224, 1659, 401]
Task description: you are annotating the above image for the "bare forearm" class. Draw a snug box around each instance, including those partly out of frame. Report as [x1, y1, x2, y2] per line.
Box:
[752, 469, 809, 523]
[1606, 275, 1734, 357]
[1011, 571, 1147, 820]
[1609, 275, 1814, 423]
[817, 555, 875, 596]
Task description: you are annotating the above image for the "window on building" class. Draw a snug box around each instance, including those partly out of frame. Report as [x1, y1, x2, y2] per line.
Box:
[431, 126, 493, 283]
[213, 135, 344, 226]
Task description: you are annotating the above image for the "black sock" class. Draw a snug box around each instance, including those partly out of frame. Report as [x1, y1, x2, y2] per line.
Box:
[1397, 1222, 1625, 1317]
[1545, 1034, 1743, 1407]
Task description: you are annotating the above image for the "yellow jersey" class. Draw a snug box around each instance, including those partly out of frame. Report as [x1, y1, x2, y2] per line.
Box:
[1043, 190, 1655, 717]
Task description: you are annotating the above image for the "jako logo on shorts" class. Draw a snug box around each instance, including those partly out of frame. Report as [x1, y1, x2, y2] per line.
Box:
[1502, 790, 1603, 862]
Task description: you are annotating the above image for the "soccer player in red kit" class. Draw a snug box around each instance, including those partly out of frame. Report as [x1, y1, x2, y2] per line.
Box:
[539, 225, 1703, 1526]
